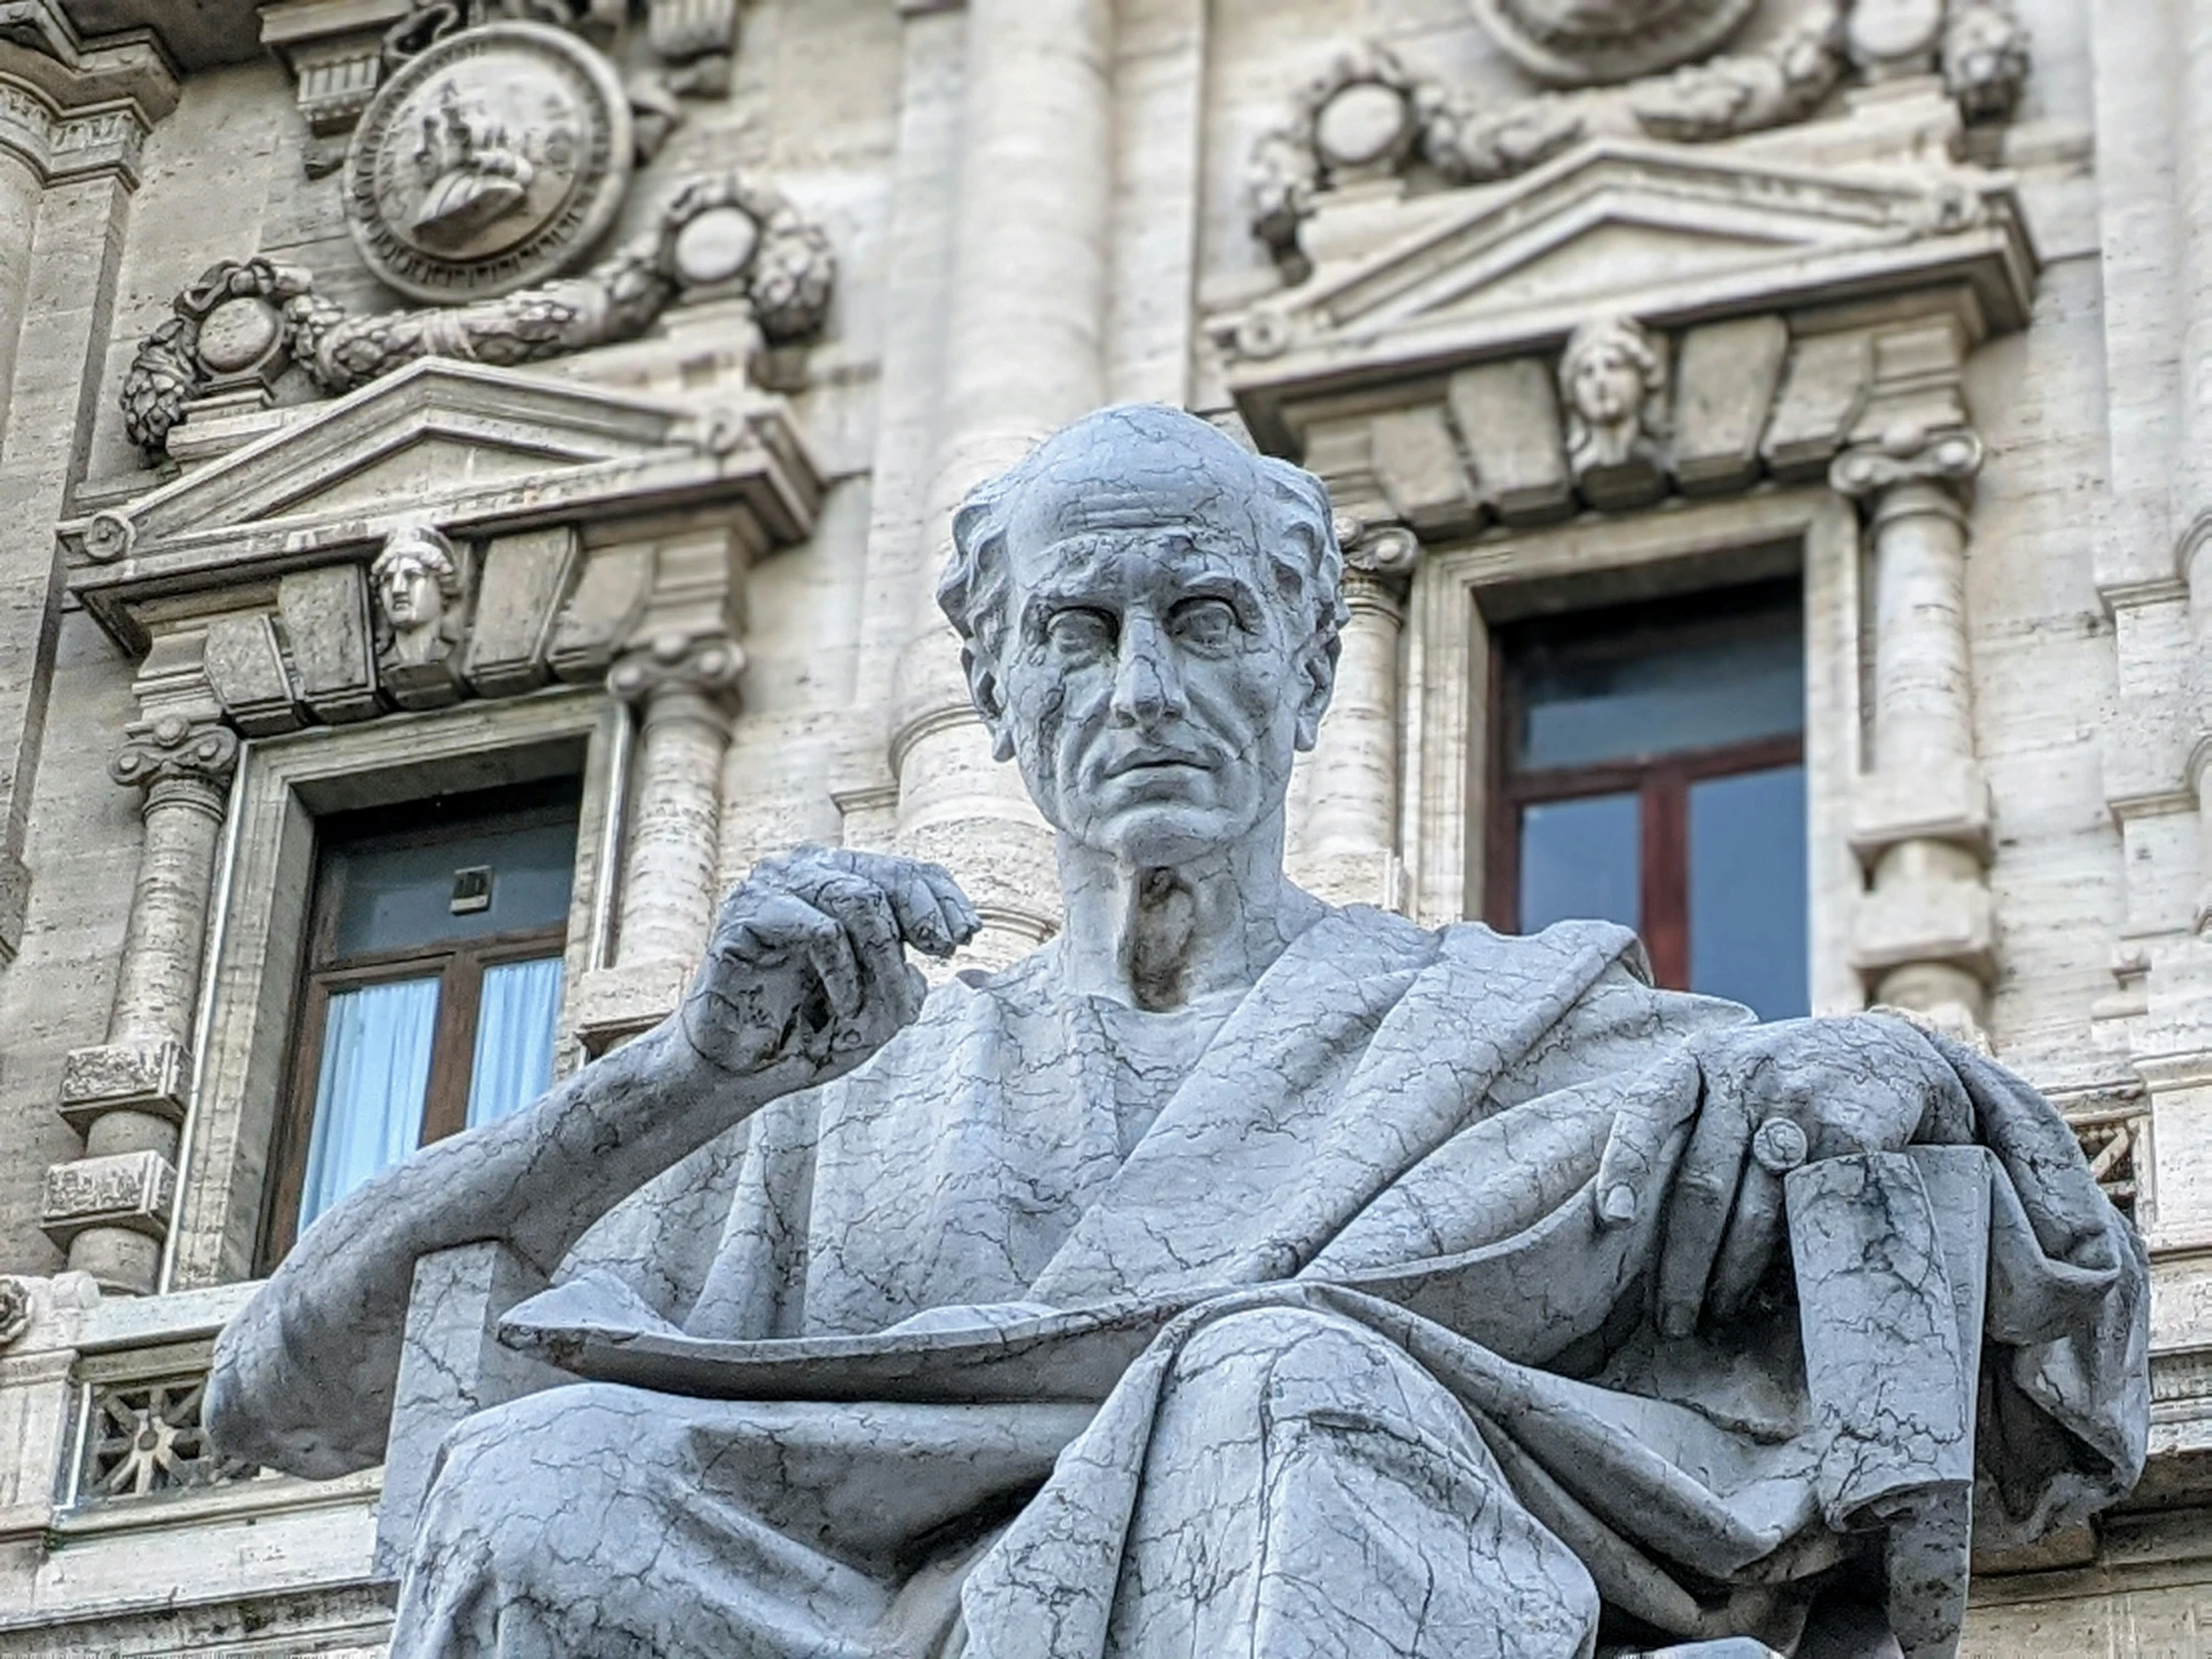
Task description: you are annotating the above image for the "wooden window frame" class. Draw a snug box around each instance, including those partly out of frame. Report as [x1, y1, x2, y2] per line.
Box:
[259, 791, 577, 1268]
[1483, 584, 1806, 992]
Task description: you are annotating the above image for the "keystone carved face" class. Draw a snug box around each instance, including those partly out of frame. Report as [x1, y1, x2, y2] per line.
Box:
[370, 527, 465, 665]
[1560, 315, 1665, 474]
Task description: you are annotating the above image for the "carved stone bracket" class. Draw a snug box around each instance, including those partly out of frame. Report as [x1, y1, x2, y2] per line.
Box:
[121, 171, 834, 461]
[1245, 0, 2028, 268]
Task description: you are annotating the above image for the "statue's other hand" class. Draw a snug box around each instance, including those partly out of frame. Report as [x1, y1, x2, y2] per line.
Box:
[679, 845, 981, 1089]
[1597, 1014, 1973, 1339]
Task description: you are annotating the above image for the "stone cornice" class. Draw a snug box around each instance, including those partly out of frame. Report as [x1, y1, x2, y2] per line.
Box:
[0, 10, 177, 186]
[0, 67, 146, 185]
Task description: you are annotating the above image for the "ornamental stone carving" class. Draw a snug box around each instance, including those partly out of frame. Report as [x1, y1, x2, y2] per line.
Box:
[0, 1276, 28, 1350]
[108, 714, 241, 794]
[371, 524, 473, 709]
[1247, 0, 2025, 267]
[1470, 0, 1759, 86]
[345, 21, 632, 303]
[1559, 313, 1669, 507]
[120, 172, 836, 460]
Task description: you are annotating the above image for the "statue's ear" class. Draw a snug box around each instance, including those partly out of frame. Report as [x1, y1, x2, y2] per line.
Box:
[1293, 627, 1339, 752]
[964, 648, 1018, 763]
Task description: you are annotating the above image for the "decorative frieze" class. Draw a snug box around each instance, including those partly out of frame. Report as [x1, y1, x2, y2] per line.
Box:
[121, 172, 835, 461]
[39, 1150, 177, 1247]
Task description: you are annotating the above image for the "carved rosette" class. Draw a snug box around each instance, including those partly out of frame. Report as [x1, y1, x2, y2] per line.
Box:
[108, 715, 241, 799]
[0, 1276, 28, 1350]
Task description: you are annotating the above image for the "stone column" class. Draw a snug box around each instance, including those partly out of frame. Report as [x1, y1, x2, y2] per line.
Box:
[888, 0, 1114, 963]
[608, 637, 743, 971]
[44, 716, 239, 1294]
[1293, 521, 1417, 909]
[1832, 425, 1992, 1032]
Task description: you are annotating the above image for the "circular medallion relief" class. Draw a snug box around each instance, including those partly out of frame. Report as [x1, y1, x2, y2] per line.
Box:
[344, 22, 634, 303]
[1469, 0, 1760, 86]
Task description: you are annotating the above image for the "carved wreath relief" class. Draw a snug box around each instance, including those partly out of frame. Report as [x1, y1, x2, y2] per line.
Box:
[346, 22, 633, 301]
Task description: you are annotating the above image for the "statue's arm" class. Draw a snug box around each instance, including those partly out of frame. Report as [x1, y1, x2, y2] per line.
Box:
[207, 847, 977, 1477]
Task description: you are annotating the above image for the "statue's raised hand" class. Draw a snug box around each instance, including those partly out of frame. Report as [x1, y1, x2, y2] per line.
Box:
[679, 846, 980, 1090]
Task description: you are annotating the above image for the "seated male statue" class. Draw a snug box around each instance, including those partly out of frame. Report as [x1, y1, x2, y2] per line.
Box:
[210, 405, 2147, 1659]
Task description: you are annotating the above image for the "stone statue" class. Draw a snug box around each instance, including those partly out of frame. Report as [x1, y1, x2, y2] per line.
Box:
[209, 405, 2145, 1658]
[370, 524, 468, 708]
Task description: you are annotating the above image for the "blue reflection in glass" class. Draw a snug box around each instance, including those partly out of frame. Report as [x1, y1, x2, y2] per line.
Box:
[1519, 792, 1640, 935]
[1689, 766, 1807, 1019]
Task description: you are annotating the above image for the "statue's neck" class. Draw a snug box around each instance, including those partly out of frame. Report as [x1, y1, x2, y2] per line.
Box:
[1054, 816, 1321, 1011]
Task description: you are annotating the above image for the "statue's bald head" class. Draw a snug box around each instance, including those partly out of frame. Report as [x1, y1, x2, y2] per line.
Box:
[937, 405, 1345, 690]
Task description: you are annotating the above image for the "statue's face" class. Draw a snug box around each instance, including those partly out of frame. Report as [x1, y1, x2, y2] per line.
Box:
[379, 555, 441, 630]
[1569, 339, 1643, 427]
[989, 513, 1326, 866]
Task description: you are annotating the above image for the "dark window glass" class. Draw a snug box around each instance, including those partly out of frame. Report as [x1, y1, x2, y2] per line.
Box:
[1489, 580, 1808, 1019]
[264, 779, 580, 1264]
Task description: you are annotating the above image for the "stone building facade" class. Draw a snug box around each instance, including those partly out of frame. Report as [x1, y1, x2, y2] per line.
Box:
[0, 0, 2196, 1650]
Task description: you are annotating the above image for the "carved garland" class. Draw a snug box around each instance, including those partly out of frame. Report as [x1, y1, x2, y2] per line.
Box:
[1248, 0, 2029, 269]
[120, 172, 834, 460]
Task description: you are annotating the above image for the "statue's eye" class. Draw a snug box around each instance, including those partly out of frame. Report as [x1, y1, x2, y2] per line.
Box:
[1169, 597, 1239, 648]
[1045, 608, 1115, 653]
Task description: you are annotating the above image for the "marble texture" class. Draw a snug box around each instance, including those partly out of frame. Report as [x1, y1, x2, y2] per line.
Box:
[206, 407, 2147, 1659]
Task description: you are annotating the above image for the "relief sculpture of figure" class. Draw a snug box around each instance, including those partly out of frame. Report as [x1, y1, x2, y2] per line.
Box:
[209, 405, 2146, 1659]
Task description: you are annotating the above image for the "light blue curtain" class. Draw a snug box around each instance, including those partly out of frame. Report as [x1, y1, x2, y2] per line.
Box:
[298, 975, 440, 1233]
[465, 955, 565, 1129]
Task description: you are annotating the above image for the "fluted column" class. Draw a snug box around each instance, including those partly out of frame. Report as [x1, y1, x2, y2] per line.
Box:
[888, 0, 1114, 963]
[44, 716, 239, 1294]
[608, 637, 743, 970]
[1833, 425, 1992, 1032]
[1293, 520, 1416, 910]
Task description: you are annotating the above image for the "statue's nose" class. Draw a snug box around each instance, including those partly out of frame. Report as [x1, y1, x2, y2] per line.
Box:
[1110, 618, 1186, 728]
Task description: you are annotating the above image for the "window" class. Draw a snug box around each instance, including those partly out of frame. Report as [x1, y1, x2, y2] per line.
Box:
[263, 778, 580, 1261]
[1487, 579, 1808, 1020]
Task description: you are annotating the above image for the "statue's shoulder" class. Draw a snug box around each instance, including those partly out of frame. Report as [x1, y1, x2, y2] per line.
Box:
[1424, 910, 1651, 981]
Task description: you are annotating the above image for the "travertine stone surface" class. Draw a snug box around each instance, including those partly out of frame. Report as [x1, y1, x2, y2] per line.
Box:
[0, 0, 2203, 1651]
[209, 409, 2146, 1659]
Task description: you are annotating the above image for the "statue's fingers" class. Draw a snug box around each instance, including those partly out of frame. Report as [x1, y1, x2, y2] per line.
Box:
[1707, 1159, 1784, 1324]
[792, 904, 862, 1021]
[1657, 1080, 1753, 1339]
[911, 860, 983, 949]
[1593, 1050, 1702, 1230]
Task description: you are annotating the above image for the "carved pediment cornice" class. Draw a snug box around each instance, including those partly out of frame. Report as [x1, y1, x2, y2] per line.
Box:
[63, 357, 824, 659]
[1218, 134, 2034, 455]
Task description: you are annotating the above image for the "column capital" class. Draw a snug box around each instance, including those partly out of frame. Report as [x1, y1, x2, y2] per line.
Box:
[1335, 514, 1418, 574]
[607, 631, 746, 713]
[108, 713, 239, 795]
[1828, 422, 1983, 506]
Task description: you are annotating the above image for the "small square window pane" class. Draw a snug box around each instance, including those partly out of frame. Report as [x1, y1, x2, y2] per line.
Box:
[466, 956, 565, 1129]
[1519, 792, 1640, 935]
[1689, 766, 1808, 1019]
[298, 975, 440, 1232]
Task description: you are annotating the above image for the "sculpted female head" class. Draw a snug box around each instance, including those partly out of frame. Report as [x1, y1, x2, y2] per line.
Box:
[939, 405, 1346, 865]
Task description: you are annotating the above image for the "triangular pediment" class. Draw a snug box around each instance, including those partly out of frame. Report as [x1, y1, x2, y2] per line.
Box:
[1221, 138, 2035, 431]
[103, 359, 701, 555]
